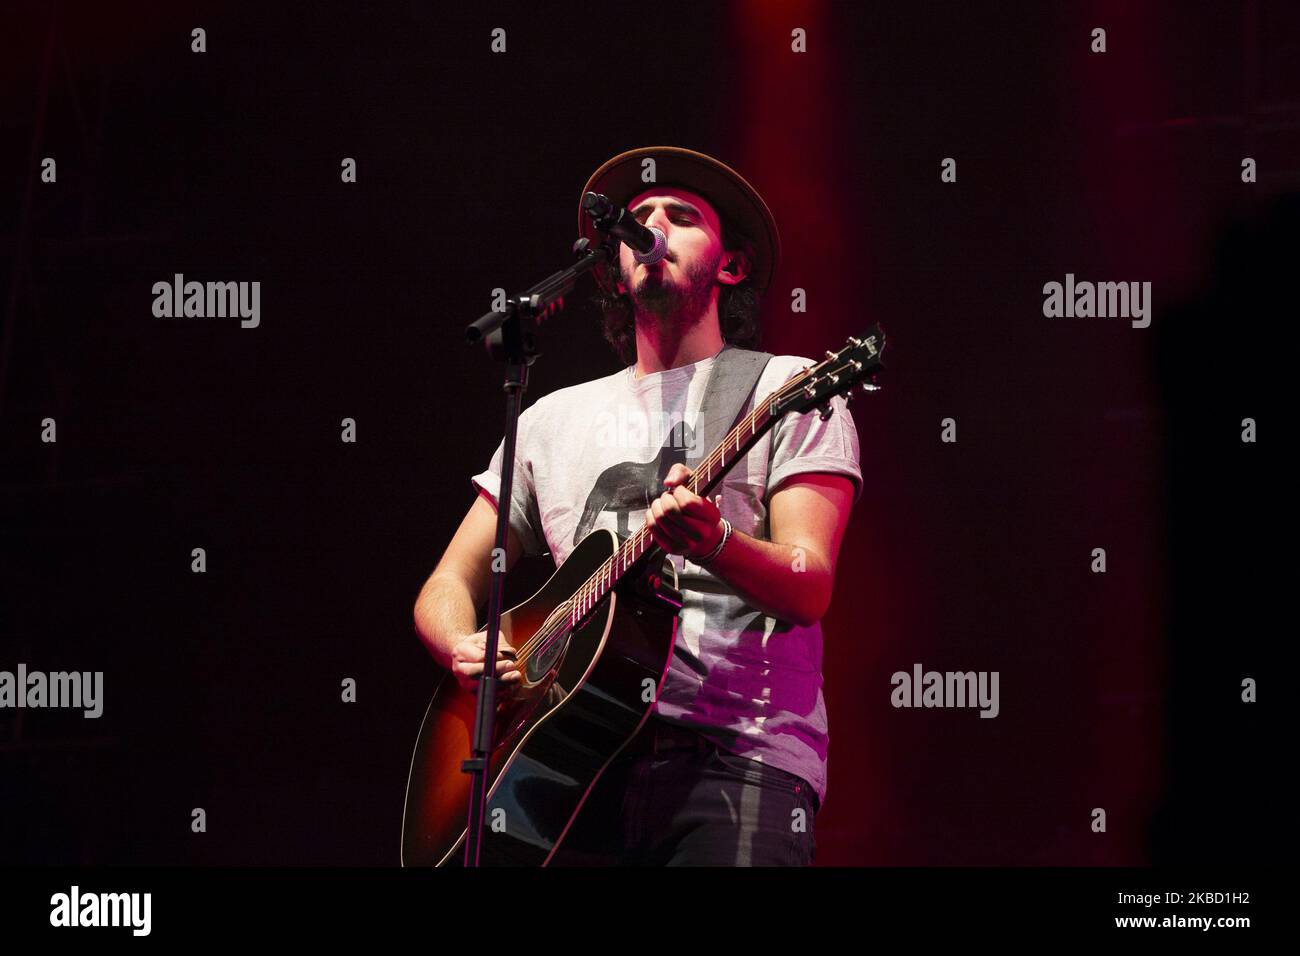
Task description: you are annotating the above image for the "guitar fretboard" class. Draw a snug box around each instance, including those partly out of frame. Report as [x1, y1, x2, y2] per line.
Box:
[566, 368, 809, 628]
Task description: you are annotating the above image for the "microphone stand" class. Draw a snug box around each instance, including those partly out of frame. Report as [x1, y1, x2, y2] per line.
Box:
[458, 236, 611, 866]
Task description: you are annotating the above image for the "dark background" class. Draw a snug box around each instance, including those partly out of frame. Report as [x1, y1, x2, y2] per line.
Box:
[0, 0, 1288, 865]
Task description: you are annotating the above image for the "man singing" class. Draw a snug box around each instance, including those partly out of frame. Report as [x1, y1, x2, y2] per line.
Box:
[414, 147, 863, 865]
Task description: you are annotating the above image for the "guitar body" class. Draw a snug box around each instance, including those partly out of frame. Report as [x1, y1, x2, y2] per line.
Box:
[400, 528, 683, 866]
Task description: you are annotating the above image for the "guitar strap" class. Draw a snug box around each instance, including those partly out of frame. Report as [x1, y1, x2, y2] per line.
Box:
[684, 344, 774, 476]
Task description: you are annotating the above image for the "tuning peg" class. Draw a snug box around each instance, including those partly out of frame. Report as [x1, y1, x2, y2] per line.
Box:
[818, 403, 834, 421]
[861, 381, 881, 392]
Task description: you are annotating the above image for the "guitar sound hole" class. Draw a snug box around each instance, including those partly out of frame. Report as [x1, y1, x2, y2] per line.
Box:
[525, 628, 569, 682]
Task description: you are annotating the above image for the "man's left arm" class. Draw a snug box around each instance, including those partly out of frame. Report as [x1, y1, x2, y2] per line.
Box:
[646, 467, 855, 628]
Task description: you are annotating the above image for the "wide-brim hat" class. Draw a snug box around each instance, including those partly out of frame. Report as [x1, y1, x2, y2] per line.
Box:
[577, 146, 781, 296]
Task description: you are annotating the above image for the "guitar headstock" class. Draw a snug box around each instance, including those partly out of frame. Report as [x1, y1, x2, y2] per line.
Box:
[770, 325, 886, 420]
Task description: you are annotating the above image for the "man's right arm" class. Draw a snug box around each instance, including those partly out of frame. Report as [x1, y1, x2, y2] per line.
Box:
[413, 490, 525, 671]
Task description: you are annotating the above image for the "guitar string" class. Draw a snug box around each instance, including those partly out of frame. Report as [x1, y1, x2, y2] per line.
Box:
[507, 361, 835, 672]
[503, 397, 776, 672]
[500, 351, 865, 675]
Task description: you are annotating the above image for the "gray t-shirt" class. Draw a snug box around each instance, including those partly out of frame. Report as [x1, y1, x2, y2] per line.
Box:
[471, 350, 863, 807]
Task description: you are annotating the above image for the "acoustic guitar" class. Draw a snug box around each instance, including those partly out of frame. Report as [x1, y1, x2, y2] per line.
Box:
[401, 326, 885, 866]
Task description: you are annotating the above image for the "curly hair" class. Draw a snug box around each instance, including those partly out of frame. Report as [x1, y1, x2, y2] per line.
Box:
[590, 213, 764, 366]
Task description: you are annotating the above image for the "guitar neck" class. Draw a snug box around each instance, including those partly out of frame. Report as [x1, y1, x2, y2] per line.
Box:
[567, 367, 811, 627]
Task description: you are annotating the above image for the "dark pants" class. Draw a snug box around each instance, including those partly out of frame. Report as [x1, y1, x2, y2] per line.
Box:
[549, 716, 818, 867]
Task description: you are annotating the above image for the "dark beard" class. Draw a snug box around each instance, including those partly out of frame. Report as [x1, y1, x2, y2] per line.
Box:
[624, 251, 720, 330]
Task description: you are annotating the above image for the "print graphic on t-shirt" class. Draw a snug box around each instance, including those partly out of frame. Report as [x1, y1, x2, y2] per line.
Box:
[467, 355, 861, 806]
[572, 421, 698, 543]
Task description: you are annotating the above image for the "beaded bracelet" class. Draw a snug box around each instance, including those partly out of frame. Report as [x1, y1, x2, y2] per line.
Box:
[695, 517, 732, 567]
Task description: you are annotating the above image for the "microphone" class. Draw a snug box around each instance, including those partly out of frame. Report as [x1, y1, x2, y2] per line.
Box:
[582, 192, 669, 265]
